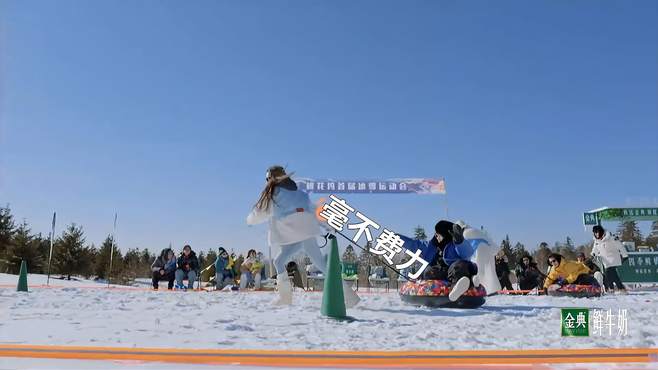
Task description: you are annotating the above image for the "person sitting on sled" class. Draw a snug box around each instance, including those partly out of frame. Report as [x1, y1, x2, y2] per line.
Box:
[399, 220, 480, 302]
[543, 253, 599, 292]
[246, 165, 360, 307]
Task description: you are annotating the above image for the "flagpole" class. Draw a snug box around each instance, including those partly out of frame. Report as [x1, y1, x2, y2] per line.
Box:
[108, 213, 117, 288]
[443, 178, 449, 219]
[46, 212, 56, 286]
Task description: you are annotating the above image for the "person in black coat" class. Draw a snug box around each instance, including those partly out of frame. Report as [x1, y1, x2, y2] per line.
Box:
[514, 254, 544, 291]
[175, 244, 199, 290]
[495, 254, 513, 290]
[151, 248, 177, 290]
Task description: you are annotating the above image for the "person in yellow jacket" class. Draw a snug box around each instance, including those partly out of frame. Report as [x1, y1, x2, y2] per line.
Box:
[543, 253, 599, 291]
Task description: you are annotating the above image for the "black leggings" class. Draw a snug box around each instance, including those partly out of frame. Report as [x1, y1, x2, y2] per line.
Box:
[573, 273, 599, 287]
[603, 267, 626, 290]
[422, 260, 478, 286]
[519, 277, 540, 290]
[152, 270, 175, 289]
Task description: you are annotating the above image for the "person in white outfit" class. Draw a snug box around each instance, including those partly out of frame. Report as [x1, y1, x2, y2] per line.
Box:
[591, 225, 629, 294]
[247, 165, 360, 307]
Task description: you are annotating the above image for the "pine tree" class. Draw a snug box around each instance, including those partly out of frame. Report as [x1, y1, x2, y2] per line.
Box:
[0, 205, 17, 271]
[576, 241, 593, 257]
[645, 221, 658, 248]
[122, 248, 142, 283]
[201, 249, 218, 282]
[617, 221, 643, 246]
[94, 236, 123, 280]
[566, 237, 574, 249]
[533, 242, 552, 274]
[413, 226, 427, 241]
[499, 235, 514, 266]
[342, 245, 357, 263]
[35, 233, 52, 274]
[6, 221, 43, 274]
[197, 251, 206, 272]
[53, 224, 94, 280]
[512, 242, 527, 269]
[140, 249, 154, 277]
[559, 236, 577, 261]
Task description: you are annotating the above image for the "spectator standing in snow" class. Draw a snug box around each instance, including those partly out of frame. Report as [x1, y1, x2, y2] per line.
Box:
[591, 225, 629, 294]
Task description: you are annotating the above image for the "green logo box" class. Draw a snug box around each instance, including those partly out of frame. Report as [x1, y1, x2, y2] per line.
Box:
[561, 308, 589, 337]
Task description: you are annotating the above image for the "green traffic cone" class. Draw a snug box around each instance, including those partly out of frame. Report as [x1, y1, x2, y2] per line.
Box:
[17, 260, 28, 292]
[321, 236, 347, 319]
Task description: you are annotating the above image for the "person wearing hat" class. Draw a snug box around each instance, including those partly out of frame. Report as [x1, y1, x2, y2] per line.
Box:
[213, 247, 235, 290]
[399, 220, 482, 301]
[247, 165, 360, 306]
[591, 225, 629, 294]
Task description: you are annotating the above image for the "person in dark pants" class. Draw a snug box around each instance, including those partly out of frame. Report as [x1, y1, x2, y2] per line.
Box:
[399, 220, 479, 301]
[495, 254, 514, 290]
[175, 245, 199, 290]
[514, 254, 544, 291]
[151, 248, 177, 290]
[591, 225, 628, 294]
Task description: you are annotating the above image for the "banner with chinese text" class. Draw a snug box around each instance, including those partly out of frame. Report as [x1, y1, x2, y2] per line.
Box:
[296, 178, 446, 194]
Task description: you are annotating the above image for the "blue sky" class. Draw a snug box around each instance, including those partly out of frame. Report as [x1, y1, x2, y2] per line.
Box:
[1, 1, 657, 256]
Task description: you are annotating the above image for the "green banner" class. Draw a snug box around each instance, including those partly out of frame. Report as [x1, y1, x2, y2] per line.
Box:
[341, 262, 358, 278]
[618, 252, 658, 283]
[583, 207, 658, 226]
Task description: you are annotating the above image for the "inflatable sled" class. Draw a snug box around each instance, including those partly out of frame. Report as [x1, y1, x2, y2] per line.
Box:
[399, 280, 487, 308]
[547, 284, 602, 298]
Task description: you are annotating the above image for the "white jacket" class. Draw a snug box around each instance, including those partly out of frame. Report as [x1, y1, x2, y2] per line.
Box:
[592, 232, 628, 268]
[247, 187, 321, 246]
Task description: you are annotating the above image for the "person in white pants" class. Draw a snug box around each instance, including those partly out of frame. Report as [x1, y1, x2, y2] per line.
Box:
[247, 165, 360, 307]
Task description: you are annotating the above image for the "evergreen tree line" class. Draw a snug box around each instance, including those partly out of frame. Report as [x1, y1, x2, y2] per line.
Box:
[3, 205, 657, 285]
[0, 205, 218, 285]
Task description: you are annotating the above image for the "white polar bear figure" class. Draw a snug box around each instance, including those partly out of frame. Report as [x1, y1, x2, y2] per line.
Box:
[458, 222, 501, 295]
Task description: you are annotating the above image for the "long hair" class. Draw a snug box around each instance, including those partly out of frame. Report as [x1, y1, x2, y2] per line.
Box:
[254, 165, 293, 211]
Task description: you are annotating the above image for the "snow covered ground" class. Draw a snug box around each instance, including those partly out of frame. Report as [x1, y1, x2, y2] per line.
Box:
[1, 273, 656, 351]
[0, 273, 141, 289]
[1, 273, 657, 369]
